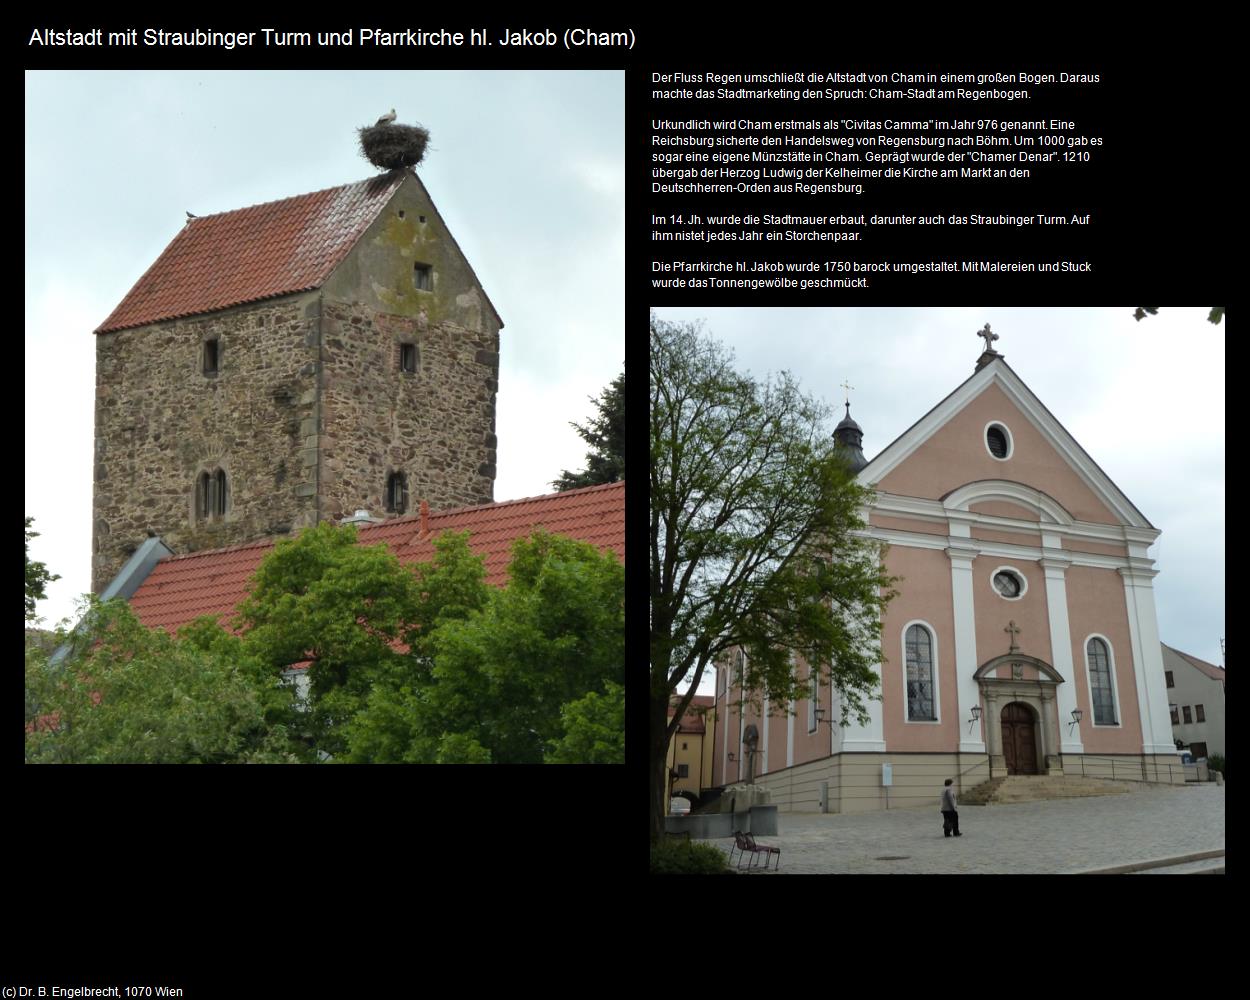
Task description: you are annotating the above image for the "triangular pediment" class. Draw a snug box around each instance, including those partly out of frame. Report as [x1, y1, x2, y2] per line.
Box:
[859, 357, 1153, 529]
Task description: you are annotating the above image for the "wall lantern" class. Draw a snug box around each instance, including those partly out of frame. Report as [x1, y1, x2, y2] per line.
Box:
[967, 704, 981, 734]
[1068, 708, 1083, 734]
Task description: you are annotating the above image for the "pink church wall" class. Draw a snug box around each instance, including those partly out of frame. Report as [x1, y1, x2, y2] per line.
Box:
[973, 554, 1053, 667]
[869, 513, 948, 536]
[880, 545, 958, 750]
[793, 656, 829, 765]
[876, 382, 1120, 525]
[764, 691, 789, 775]
[1062, 537, 1130, 558]
[971, 525, 1042, 546]
[1064, 565, 1143, 752]
[969, 500, 1038, 520]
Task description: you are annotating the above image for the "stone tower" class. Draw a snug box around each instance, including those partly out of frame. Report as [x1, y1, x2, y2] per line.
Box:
[91, 169, 502, 591]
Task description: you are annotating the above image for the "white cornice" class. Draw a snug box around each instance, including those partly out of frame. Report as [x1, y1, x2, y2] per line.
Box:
[858, 360, 1154, 530]
[860, 525, 1153, 573]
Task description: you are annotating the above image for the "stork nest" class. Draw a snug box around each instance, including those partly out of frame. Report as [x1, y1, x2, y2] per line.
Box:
[357, 122, 430, 171]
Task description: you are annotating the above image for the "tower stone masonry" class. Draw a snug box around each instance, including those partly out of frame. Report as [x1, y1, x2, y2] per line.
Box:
[92, 169, 502, 591]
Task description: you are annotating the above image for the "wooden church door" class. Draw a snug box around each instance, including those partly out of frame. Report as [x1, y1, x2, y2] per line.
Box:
[1001, 702, 1038, 775]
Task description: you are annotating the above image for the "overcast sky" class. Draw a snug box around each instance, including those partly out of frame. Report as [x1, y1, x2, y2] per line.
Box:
[653, 307, 1226, 688]
[25, 70, 623, 628]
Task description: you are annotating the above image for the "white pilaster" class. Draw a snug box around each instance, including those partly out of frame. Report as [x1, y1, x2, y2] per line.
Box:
[786, 698, 795, 768]
[947, 544, 985, 752]
[1041, 554, 1083, 753]
[1120, 567, 1177, 753]
[761, 694, 770, 776]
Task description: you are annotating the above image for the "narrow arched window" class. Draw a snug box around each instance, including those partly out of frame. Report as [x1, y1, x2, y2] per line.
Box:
[906, 624, 936, 721]
[1087, 637, 1117, 725]
[195, 472, 211, 522]
[214, 469, 228, 516]
[386, 472, 408, 515]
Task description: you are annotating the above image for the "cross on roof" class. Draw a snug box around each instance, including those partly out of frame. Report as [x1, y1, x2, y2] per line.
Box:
[977, 323, 999, 354]
[840, 379, 855, 406]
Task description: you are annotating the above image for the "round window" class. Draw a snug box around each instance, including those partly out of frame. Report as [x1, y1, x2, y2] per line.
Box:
[987, 426, 1008, 458]
[993, 571, 1022, 598]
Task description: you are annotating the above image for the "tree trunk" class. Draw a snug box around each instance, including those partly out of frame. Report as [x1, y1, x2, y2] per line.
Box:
[650, 690, 671, 842]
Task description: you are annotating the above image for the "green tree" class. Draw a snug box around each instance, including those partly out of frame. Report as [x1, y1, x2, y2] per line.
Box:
[1134, 307, 1224, 324]
[649, 317, 896, 840]
[25, 599, 297, 764]
[25, 517, 60, 623]
[343, 531, 624, 763]
[554, 369, 625, 491]
[234, 521, 433, 758]
[547, 681, 625, 764]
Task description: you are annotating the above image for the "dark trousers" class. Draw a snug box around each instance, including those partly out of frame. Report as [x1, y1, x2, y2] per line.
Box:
[942, 809, 960, 836]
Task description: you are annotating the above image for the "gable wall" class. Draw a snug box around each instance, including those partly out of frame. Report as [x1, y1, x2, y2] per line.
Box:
[876, 381, 1120, 524]
[320, 176, 499, 516]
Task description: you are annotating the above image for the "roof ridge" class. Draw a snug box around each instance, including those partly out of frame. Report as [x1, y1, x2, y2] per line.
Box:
[186, 170, 407, 222]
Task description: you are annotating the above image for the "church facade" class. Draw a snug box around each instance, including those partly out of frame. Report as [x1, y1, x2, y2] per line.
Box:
[713, 342, 1181, 813]
[91, 169, 501, 591]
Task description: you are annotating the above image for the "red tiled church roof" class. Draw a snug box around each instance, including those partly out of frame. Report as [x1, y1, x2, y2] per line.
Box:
[95, 173, 407, 334]
[127, 481, 625, 635]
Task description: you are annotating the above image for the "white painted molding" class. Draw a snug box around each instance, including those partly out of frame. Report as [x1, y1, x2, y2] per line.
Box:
[988, 564, 1029, 601]
[982, 420, 1015, 462]
[1082, 633, 1123, 729]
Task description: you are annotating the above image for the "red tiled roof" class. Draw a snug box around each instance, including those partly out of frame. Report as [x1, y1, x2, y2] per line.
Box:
[668, 694, 715, 734]
[1163, 643, 1226, 683]
[95, 173, 407, 334]
[127, 481, 625, 635]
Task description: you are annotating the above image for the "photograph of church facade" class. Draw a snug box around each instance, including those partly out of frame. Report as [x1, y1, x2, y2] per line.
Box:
[713, 334, 1182, 813]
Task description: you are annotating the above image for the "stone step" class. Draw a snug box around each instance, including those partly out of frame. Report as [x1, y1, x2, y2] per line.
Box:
[984, 775, 1138, 804]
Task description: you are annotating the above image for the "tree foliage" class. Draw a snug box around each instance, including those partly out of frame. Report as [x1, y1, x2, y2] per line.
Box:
[25, 517, 60, 623]
[546, 681, 625, 764]
[342, 531, 625, 763]
[25, 599, 298, 764]
[1134, 306, 1224, 325]
[649, 316, 897, 839]
[554, 369, 626, 491]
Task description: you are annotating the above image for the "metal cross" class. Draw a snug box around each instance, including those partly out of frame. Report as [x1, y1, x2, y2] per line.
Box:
[977, 323, 999, 353]
[840, 379, 855, 406]
[1004, 620, 1021, 653]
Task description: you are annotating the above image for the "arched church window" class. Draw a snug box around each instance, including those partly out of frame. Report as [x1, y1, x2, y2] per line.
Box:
[214, 469, 228, 516]
[1087, 637, 1117, 725]
[905, 623, 936, 721]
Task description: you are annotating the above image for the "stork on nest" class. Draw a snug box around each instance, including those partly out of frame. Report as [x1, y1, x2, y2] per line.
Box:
[357, 111, 429, 172]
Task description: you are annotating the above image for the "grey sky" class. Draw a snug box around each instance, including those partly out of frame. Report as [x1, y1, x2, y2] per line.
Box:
[653, 307, 1225, 686]
[25, 70, 623, 628]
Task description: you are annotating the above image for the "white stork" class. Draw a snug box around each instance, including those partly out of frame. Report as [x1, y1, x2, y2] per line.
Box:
[376, 108, 397, 126]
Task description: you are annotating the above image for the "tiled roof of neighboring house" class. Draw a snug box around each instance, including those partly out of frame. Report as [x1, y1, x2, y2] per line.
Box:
[1163, 643, 1226, 683]
[95, 172, 407, 334]
[127, 481, 625, 635]
[668, 694, 715, 734]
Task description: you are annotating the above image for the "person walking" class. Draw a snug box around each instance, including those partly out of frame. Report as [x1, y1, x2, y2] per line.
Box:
[940, 778, 961, 837]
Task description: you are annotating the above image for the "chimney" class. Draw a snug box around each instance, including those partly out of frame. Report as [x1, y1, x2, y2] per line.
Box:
[341, 509, 382, 527]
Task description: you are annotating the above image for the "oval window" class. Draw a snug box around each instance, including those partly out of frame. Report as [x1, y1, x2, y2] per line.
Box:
[987, 426, 1008, 458]
[993, 571, 1022, 598]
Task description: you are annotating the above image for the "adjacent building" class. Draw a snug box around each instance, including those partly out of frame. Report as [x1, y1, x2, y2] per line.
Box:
[1162, 643, 1225, 759]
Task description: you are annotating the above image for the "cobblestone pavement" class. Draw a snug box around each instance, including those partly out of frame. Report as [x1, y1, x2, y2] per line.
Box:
[711, 783, 1224, 874]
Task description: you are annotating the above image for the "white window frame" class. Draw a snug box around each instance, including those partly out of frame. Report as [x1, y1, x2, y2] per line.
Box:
[1082, 633, 1122, 728]
[983, 420, 1014, 461]
[988, 565, 1028, 602]
[901, 620, 941, 724]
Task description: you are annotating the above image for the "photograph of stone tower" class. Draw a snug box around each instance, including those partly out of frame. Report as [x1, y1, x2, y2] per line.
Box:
[91, 165, 502, 590]
[25, 71, 623, 615]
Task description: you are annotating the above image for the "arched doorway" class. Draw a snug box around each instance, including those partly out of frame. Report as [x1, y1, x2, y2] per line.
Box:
[1001, 702, 1039, 775]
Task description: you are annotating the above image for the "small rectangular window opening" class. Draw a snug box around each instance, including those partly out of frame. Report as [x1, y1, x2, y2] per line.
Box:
[400, 343, 418, 373]
[413, 263, 432, 291]
[204, 338, 219, 376]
